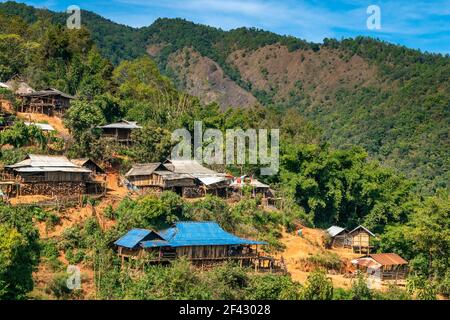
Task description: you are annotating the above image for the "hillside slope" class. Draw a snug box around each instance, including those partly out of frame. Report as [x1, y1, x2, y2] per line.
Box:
[0, 2, 448, 191]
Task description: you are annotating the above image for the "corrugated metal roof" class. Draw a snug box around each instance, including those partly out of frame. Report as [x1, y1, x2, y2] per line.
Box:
[230, 177, 270, 189]
[99, 120, 141, 129]
[6, 154, 91, 173]
[116, 222, 267, 249]
[164, 160, 219, 176]
[21, 88, 74, 99]
[349, 225, 376, 237]
[197, 176, 229, 186]
[24, 122, 55, 131]
[158, 222, 267, 247]
[114, 229, 152, 249]
[369, 253, 408, 266]
[154, 171, 194, 181]
[14, 167, 91, 173]
[351, 257, 381, 269]
[327, 226, 347, 237]
[22, 155, 78, 167]
[141, 240, 170, 248]
[125, 163, 163, 177]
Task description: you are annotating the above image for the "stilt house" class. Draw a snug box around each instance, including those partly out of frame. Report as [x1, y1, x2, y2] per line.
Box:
[115, 221, 284, 271]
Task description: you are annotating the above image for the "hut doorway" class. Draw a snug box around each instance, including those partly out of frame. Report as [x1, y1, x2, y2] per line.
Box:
[174, 186, 183, 196]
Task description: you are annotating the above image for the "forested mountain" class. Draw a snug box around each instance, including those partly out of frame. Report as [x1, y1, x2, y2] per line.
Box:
[1, 1, 447, 193]
[0, 1, 449, 192]
[142, 19, 450, 194]
[0, 1, 449, 300]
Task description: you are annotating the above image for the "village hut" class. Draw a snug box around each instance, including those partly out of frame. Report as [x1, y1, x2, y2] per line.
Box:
[351, 253, 409, 288]
[326, 226, 351, 248]
[2, 154, 101, 197]
[349, 225, 376, 253]
[230, 175, 272, 199]
[98, 120, 142, 144]
[115, 221, 283, 271]
[125, 162, 195, 196]
[18, 88, 74, 116]
[163, 159, 231, 197]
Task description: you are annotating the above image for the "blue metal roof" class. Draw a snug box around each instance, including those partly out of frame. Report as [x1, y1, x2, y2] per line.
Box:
[162, 222, 267, 247]
[116, 222, 267, 249]
[141, 240, 170, 248]
[114, 229, 152, 249]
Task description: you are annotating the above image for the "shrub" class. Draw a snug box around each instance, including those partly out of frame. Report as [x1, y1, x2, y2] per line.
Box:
[304, 252, 342, 271]
[65, 249, 85, 265]
[350, 272, 372, 300]
[40, 239, 63, 271]
[103, 204, 115, 220]
[300, 270, 334, 300]
[247, 274, 301, 300]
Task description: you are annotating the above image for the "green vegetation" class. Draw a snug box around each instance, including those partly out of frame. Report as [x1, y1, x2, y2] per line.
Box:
[0, 204, 41, 299]
[0, 1, 448, 300]
[279, 144, 415, 232]
[1, 2, 447, 192]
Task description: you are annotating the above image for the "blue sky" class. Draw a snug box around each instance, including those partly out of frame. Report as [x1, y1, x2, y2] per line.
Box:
[3, 0, 450, 54]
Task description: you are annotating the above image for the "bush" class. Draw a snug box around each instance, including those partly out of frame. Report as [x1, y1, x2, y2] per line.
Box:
[373, 284, 411, 300]
[304, 252, 342, 271]
[247, 274, 301, 300]
[350, 272, 372, 300]
[333, 288, 352, 300]
[65, 249, 85, 265]
[40, 239, 63, 271]
[299, 270, 333, 300]
[45, 273, 82, 300]
[103, 205, 115, 220]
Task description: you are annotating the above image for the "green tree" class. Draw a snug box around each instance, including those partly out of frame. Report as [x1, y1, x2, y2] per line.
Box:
[129, 124, 174, 163]
[0, 204, 40, 299]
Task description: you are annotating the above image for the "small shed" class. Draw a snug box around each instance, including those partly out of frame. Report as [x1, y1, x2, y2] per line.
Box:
[125, 162, 195, 195]
[164, 159, 231, 197]
[352, 253, 409, 288]
[230, 175, 272, 198]
[98, 120, 142, 143]
[349, 225, 376, 253]
[326, 226, 351, 248]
